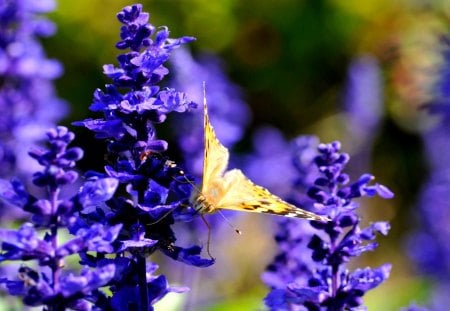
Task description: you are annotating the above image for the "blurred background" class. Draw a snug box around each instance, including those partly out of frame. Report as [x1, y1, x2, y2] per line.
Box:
[39, 0, 450, 310]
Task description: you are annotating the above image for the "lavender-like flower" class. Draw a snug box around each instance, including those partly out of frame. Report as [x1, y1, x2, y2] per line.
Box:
[0, 0, 67, 180]
[263, 140, 394, 310]
[74, 4, 213, 309]
[0, 127, 121, 309]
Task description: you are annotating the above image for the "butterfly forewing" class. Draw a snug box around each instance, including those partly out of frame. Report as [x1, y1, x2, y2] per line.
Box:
[201, 99, 229, 194]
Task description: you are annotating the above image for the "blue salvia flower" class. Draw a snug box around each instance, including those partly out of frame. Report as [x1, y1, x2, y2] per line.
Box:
[263, 140, 394, 310]
[74, 3, 213, 309]
[0, 126, 121, 310]
[0, 0, 67, 180]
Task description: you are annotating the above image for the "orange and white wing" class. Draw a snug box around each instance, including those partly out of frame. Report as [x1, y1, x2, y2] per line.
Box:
[198, 86, 328, 222]
[201, 91, 229, 193]
[216, 169, 329, 221]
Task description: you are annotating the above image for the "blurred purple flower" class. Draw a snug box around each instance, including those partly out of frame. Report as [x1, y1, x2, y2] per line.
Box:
[244, 127, 296, 199]
[344, 55, 383, 141]
[406, 118, 450, 311]
[343, 55, 383, 173]
[405, 36, 450, 311]
[263, 140, 393, 310]
[0, 0, 67, 182]
[426, 36, 450, 116]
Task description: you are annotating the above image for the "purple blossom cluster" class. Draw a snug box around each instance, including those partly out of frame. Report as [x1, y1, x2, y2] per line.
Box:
[0, 0, 67, 180]
[73, 3, 213, 266]
[0, 127, 121, 309]
[263, 140, 394, 310]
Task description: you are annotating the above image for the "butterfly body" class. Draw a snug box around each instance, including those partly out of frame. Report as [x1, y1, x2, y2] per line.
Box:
[191, 90, 329, 222]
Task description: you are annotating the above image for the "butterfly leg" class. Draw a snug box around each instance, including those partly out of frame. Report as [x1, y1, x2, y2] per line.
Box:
[200, 214, 215, 260]
[147, 205, 180, 226]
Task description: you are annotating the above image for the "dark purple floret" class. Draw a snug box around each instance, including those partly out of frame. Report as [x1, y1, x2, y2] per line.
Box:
[116, 5, 153, 51]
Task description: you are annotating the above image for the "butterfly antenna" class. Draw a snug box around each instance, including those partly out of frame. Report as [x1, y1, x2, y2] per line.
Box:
[147, 206, 179, 226]
[200, 214, 215, 260]
[178, 173, 198, 189]
[171, 170, 205, 202]
[164, 160, 205, 200]
[217, 210, 242, 235]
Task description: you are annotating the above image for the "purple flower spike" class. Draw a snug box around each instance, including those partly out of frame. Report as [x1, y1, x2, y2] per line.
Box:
[69, 4, 217, 310]
[74, 6, 196, 153]
[263, 139, 393, 310]
[0, 0, 67, 225]
[0, 127, 124, 309]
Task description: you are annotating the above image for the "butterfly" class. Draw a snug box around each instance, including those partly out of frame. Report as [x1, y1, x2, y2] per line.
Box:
[190, 87, 329, 223]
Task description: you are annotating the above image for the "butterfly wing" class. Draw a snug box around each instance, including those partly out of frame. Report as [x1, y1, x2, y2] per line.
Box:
[198, 86, 328, 222]
[201, 95, 229, 193]
[216, 169, 329, 221]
